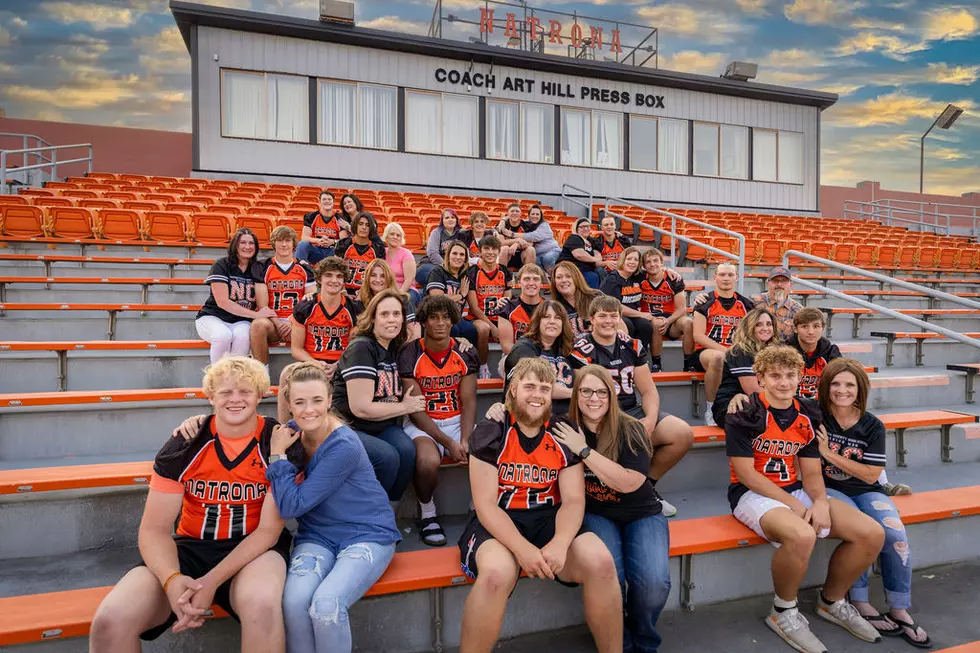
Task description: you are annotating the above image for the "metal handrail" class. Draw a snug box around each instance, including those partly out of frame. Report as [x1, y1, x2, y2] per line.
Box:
[0, 143, 93, 194]
[842, 199, 950, 235]
[783, 250, 980, 351]
[876, 198, 980, 240]
[560, 183, 593, 216]
[0, 133, 55, 187]
[605, 196, 746, 291]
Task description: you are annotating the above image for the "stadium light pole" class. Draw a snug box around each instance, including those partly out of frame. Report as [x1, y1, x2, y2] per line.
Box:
[920, 103, 964, 193]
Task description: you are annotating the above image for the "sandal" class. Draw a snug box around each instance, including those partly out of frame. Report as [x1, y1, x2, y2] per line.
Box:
[863, 612, 903, 637]
[420, 517, 447, 547]
[890, 615, 932, 649]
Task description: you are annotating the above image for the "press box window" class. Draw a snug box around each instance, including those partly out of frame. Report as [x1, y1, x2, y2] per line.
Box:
[318, 80, 396, 150]
[221, 70, 309, 142]
[487, 100, 555, 163]
[406, 90, 478, 157]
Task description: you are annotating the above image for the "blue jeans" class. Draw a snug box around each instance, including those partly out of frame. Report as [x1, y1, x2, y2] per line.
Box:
[415, 263, 436, 288]
[355, 425, 416, 501]
[296, 241, 334, 264]
[451, 318, 478, 346]
[536, 249, 560, 270]
[583, 511, 671, 653]
[583, 269, 600, 289]
[283, 541, 397, 653]
[826, 489, 912, 609]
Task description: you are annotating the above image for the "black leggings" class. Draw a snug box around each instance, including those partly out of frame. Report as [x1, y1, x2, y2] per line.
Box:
[623, 316, 654, 351]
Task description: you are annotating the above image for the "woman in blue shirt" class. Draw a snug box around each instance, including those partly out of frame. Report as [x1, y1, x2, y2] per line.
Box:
[267, 361, 401, 653]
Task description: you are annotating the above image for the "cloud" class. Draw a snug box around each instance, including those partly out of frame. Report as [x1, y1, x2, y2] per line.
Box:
[40, 2, 137, 30]
[658, 50, 726, 76]
[137, 26, 190, 73]
[10, 17, 28, 28]
[735, 0, 770, 15]
[757, 70, 827, 86]
[834, 31, 927, 60]
[927, 62, 980, 85]
[762, 48, 827, 69]
[851, 17, 906, 31]
[0, 62, 13, 75]
[636, 5, 747, 44]
[358, 15, 428, 34]
[922, 6, 978, 41]
[55, 35, 111, 63]
[783, 0, 860, 25]
[814, 82, 864, 96]
[0, 26, 11, 48]
[827, 91, 974, 127]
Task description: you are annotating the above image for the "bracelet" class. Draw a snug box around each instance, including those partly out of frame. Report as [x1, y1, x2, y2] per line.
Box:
[162, 571, 181, 593]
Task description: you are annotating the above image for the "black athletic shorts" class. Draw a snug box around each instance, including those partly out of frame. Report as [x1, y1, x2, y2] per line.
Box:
[624, 404, 671, 425]
[458, 507, 580, 586]
[689, 351, 707, 373]
[138, 530, 292, 641]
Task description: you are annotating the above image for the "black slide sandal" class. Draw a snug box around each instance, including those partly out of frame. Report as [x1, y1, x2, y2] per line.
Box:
[864, 613, 903, 637]
[890, 615, 932, 649]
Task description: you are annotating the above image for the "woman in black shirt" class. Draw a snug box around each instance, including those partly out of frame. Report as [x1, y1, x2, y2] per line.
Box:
[195, 228, 277, 363]
[816, 358, 930, 648]
[554, 364, 669, 653]
[556, 218, 602, 289]
[599, 246, 657, 369]
[332, 289, 426, 500]
[712, 308, 779, 427]
[503, 300, 576, 415]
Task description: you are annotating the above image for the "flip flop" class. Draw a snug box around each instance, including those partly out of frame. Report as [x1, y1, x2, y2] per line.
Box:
[863, 612, 903, 637]
[890, 615, 933, 649]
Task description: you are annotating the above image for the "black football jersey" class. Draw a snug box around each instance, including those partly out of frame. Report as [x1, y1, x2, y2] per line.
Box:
[569, 334, 649, 412]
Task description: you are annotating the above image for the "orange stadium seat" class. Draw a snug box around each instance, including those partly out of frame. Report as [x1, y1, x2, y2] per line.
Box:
[84, 172, 117, 181]
[853, 244, 877, 266]
[938, 248, 959, 269]
[918, 246, 939, 268]
[877, 244, 899, 267]
[32, 197, 75, 208]
[897, 247, 919, 267]
[0, 196, 30, 206]
[144, 211, 189, 243]
[44, 181, 78, 190]
[122, 200, 162, 212]
[47, 207, 98, 240]
[117, 174, 149, 182]
[758, 240, 782, 264]
[143, 192, 182, 203]
[249, 207, 284, 219]
[833, 243, 855, 265]
[166, 202, 207, 213]
[77, 199, 118, 210]
[104, 191, 138, 201]
[0, 205, 48, 238]
[189, 213, 232, 245]
[97, 209, 144, 242]
[235, 216, 274, 243]
[17, 188, 54, 198]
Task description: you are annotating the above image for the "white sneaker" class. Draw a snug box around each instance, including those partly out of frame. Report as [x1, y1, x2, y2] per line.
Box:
[703, 407, 717, 427]
[660, 497, 677, 517]
[815, 596, 882, 643]
[766, 607, 827, 653]
[479, 364, 492, 380]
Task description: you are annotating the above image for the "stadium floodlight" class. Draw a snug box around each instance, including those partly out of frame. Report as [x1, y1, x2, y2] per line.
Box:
[920, 103, 964, 193]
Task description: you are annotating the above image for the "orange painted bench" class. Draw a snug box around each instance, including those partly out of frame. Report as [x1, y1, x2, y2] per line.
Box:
[933, 642, 980, 653]
[947, 364, 980, 404]
[0, 277, 204, 304]
[2, 486, 977, 645]
[870, 331, 980, 367]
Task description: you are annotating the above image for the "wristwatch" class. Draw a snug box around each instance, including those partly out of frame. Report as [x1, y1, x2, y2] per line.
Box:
[269, 454, 286, 464]
[578, 446, 592, 460]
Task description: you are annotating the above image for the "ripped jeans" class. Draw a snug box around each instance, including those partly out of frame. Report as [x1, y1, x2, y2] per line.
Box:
[826, 489, 912, 610]
[282, 540, 397, 653]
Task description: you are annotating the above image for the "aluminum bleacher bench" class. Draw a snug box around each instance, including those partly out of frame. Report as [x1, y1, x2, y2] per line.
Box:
[2, 485, 978, 646]
[0, 277, 203, 304]
[821, 307, 980, 339]
[0, 304, 200, 338]
[947, 364, 980, 404]
[0, 254, 214, 277]
[870, 331, 980, 367]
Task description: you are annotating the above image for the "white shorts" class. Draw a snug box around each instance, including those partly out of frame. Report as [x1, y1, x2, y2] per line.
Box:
[734, 488, 830, 547]
[404, 415, 462, 456]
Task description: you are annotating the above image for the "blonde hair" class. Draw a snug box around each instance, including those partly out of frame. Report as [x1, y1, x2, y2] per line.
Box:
[382, 222, 405, 243]
[753, 345, 804, 378]
[202, 356, 270, 397]
[550, 261, 599, 315]
[715, 262, 738, 276]
[567, 365, 650, 463]
[616, 246, 642, 273]
[504, 358, 556, 413]
[279, 361, 331, 403]
[517, 262, 547, 284]
[729, 307, 779, 357]
[359, 258, 397, 306]
[270, 225, 298, 247]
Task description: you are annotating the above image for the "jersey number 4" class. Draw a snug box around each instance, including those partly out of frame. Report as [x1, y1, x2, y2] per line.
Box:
[764, 457, 791, 482]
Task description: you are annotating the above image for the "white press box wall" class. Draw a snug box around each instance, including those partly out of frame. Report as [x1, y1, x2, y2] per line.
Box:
[195, 24, 822, 212]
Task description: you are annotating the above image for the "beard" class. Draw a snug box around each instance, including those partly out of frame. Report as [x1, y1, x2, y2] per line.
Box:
[770, 287, 788, 303]
[512, 398, 551, 429]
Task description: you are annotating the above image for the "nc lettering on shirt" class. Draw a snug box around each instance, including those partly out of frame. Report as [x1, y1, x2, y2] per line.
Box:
[185, 479, 267, 502]
[752, 438, 805, 456]
[498, 461, 559, 484]
[229, 279, 256, 306]
[375, 369, 401, 400]
[419, 372, 464, 391]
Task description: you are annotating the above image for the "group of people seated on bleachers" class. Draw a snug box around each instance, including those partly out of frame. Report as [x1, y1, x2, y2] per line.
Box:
[93, 194, 930, 653]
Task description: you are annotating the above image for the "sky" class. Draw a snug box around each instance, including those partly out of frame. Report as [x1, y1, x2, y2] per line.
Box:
[0, 0, 977, 196]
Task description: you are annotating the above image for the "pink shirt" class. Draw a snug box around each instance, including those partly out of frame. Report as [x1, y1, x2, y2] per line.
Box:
[386, 246, 414, 286]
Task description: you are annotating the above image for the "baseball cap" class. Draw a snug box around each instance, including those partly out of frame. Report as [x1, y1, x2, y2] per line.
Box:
[768, 266, 791, 281]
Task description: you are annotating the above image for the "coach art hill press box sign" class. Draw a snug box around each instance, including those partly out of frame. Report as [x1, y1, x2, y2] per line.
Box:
[434, 67, 667, 108]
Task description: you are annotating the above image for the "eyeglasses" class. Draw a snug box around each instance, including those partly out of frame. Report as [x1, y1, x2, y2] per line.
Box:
[578, 388, 610, 399]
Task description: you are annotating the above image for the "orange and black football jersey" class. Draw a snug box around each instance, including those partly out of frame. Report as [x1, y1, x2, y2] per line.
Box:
[466, 264, 511, 320]
[639, 275, 686, 317]
[725, 393, 822, 510]
[592, 234, 631, 265]
[292, 294, 361, 362]
[151, 416, 302, 540]
[469, 414, 580, 511]
[397, 338, 479, 419]
[788, 334, 842, 399]
[303, 211, 345, 241]
[262, 258, 315, 318]
[694, 292, 755, 350]
[496, 297, 540, 339]
[334, 237, 386, 292]
[569, 334, 648, 412]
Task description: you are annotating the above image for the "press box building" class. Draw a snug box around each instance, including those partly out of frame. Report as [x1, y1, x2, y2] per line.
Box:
[171, 0, 837, 213]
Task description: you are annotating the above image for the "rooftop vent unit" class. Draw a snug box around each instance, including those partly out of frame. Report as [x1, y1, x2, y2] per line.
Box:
[722, 61, 757, 82]
[320, 0, 354, 25]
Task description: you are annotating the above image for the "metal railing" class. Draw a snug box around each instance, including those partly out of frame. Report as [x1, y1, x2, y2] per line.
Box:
[0, 143, 93, 194]
[783, 250, 980, 353]
[875, 198, 980, 240]
[604, 196, 746, 293]
[0, 133, 54, 188]
[559, 183, 593, 216]
[842, 199, 952, 235]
